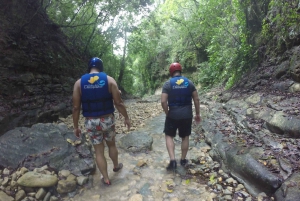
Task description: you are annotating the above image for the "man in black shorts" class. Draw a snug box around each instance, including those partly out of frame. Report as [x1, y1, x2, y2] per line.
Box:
[161, 62, 201, 170]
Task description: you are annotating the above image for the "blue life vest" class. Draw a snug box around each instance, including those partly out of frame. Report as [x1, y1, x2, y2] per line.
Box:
[168, 76, 192, 107]
[80, 72, 114, 117]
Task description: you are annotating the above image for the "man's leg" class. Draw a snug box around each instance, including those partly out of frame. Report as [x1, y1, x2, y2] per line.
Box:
[105, 138, 119, 169]
[181, 136, 189, 160]
[93, 143, 109, 182]
[178, 118, 192, 166]
[165, 135, 175, 160]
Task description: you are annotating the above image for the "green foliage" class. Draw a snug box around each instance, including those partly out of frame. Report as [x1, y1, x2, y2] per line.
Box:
[44, 0, 154, 92]
[125, 0, 255, 95]
[41, 0, 296, 95]
[261, 0, 300, 52]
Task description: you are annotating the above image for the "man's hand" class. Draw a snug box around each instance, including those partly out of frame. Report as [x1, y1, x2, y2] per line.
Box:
[74, 128, 81, 138]
[124, 118, 131, 131]
[194, 114, 201, 124]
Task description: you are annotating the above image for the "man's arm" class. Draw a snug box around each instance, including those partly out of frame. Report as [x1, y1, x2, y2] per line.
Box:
[192, 90, 201, 123]
[161, 93, 169, 116]
[108, 76, 131, 130]
[72, 79, 82, 138]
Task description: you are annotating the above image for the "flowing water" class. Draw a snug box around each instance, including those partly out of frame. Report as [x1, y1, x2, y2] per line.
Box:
[71, 113, 214, 201]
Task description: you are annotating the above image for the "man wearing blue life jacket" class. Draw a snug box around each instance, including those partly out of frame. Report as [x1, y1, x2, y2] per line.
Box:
[72, 57, 131, 186]
[161, 62, 201, 171]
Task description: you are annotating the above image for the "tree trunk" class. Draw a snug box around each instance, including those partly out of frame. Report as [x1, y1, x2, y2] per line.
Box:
[117, 30, 127, 85]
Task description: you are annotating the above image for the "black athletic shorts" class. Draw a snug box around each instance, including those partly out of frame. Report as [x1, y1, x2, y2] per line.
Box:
[163, 117, 192, 138]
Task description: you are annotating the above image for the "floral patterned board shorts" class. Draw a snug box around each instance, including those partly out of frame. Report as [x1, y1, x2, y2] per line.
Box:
[84, 114, 116, 145]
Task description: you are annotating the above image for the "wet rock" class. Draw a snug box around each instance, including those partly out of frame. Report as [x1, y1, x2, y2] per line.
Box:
[17, 172, 58, 187]
[118, 131, 153, 152]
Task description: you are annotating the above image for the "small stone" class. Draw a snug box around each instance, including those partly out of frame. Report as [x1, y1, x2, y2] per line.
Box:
[216, 184, 223, 191]
[43, 192, 51, 201]
[10, 180, 17, 189]
[44, 170, 52, 175]
[226, 186, 233, 192]
[56, 179, 77, 194]
[66, 174, 76, 182]
[49, 196, 59, 201]
[2, 177, 10, 186]
[137, 159, 147, 167]
[240, 190, 250, 197]
[27, 192, 36, 197]
[257, 192, 267, 201]
[245, 197, 252, 201]
[59, 170, 70, 178]
[3, 168, 10, 175]
[0, 191, 14, 201]
[11, 173, 17, 181]
[210, 192, 217, 199]
[35, 188, 47, 200]
[15, 190, 26, 201]
[91, 195, 100, 200]
[34, 165, 49, 173]
[223, 195, 232, 200]
[128, 194, 143, 201]
[20, 167, 29, 175]
[223, 189, 232, 195]
[235, 184, 244, 191]
[76, 176, 88, 186]
[225, 178, 234, 184]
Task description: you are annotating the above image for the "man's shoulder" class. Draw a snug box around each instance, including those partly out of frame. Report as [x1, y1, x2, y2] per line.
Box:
[163, 80, 170, 87]
[107, 75, 115, 81]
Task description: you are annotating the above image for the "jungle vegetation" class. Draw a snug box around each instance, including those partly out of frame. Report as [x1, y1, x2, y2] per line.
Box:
[42, 0, 300, 96]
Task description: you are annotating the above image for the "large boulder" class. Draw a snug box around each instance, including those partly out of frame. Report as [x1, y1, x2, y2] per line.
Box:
[289, 46, 300, 82]
[0, 123, 95, 176]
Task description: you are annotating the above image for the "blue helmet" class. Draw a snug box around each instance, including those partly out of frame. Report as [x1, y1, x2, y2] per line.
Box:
[88, 57, 103, 72]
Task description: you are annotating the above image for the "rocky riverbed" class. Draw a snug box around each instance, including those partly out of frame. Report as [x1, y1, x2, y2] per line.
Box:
[0, 96, 269, 201]
[4, 88, 298, 200]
